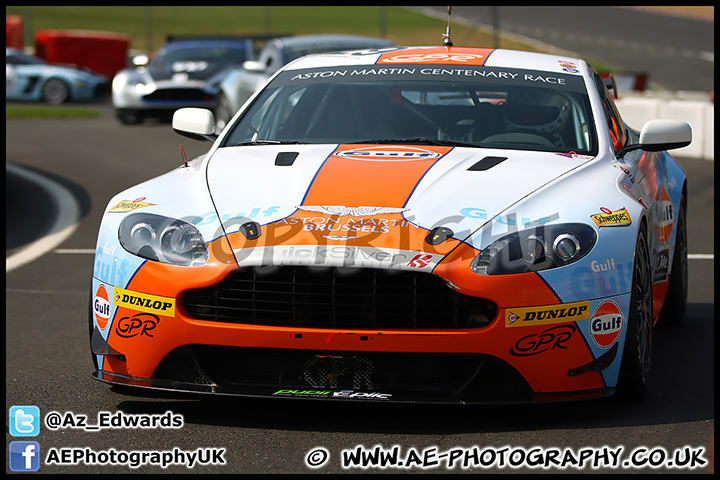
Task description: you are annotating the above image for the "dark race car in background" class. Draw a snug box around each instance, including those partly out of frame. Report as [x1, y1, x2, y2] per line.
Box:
[214, 34, 396, 130]
[111, 37, 255, 124]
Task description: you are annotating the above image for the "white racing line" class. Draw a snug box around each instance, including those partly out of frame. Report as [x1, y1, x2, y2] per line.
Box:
[6, 163, 81, 273]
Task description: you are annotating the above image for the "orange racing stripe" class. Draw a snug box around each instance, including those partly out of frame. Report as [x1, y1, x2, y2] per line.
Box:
[301, 144, 452, 208]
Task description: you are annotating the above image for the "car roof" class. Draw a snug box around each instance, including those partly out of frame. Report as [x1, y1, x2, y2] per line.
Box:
[161, 39, 252, 50]
[283, 45, 586, 76]
[270, 34, 395, 50]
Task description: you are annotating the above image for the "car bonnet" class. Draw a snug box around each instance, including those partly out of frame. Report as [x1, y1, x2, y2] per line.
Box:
[205, 143, 591, 272]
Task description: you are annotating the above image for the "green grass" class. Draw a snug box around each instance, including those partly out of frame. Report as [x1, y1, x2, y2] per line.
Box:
[6, 104, 100, 119]
[3, 6, 563, 120]
[5, 6, 536, 52]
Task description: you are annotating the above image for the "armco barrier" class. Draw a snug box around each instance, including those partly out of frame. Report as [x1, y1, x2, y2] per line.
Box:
[35, 29, 129, 79]
[615, 94, 714, 160]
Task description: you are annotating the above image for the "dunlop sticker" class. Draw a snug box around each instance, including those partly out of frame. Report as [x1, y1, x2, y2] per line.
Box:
[505, 301, 590, 328]
[590, 207, 631, 227]
[114, 287, 175, 316]
[109, 197, 155, 213]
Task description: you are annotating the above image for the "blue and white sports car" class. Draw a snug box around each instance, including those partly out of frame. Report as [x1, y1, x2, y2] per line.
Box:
[111, 38, 255, 124]
[6, 47, 108, 105]
[91, 44, 692, 404]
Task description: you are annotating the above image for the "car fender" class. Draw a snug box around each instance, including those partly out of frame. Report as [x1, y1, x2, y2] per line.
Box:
[93, 156, 234, 296]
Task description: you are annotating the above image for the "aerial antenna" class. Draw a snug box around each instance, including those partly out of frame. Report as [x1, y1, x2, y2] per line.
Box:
[442, 6, 453, 46]
[179, 143, 188, 167]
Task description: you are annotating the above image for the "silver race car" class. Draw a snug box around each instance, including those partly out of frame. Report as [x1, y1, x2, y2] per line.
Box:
[111, 37, 255, 124]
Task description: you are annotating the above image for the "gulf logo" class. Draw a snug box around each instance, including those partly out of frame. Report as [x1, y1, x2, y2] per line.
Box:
[93, 285, 112, 330]
[590, 300, 624, 348]
[657, 186, 674, 244]
[335, 146, 442, 161]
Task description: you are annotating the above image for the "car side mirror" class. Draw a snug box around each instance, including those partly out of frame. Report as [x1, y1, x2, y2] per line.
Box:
[617, 119, 692, 158]
[172, 108, 218, 142]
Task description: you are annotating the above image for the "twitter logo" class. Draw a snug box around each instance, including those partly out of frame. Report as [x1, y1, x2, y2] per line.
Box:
[9, 406, 40, 437]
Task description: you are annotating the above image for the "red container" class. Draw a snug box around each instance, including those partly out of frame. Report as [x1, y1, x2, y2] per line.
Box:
[35, 29, 129, 78]
[6, 15, 23, 48]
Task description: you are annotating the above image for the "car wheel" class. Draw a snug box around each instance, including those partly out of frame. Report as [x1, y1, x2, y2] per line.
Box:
[42, 77, 70, 105]
[618, 224, 653, 398]
[659, 190, 688, 325]
[214, 93, 230, 131]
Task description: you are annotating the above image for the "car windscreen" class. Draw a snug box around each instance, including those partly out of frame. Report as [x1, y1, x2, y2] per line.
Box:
[222, 64, 598, 155]
[282, 41, 394, 64]
[6, 52, 45, 65]
[149, 46, 249, 79]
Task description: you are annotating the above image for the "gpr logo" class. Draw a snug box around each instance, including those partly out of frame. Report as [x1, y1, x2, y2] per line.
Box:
[9, 441, 41, 472]
[509, 324, 577, 357]
[115, 313, 161, 338]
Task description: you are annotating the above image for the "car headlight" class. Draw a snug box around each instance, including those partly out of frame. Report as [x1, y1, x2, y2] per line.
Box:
[119, 213, 209, 267]
[134, 82, 156, 94]
[470, 223, 596, 275]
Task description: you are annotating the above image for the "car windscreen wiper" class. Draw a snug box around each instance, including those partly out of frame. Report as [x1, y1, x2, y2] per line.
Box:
[352, 137, 478, 148]
[233, 139, 307, 146]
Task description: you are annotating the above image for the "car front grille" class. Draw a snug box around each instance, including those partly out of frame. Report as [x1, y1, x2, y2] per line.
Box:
[181, 266, 497, 330]
[152, 345, 533, 402]
[143, 88, 211, 101]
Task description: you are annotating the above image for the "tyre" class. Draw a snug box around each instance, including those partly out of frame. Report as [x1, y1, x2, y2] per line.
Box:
[88, 288, 99, 371]
[659, 190, 688, 325]
[618, 224, 653, 398]
[41, 77, 70, 105]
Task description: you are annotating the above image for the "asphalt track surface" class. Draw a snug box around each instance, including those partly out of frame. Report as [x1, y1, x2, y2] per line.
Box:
[424, 6, 714, 92]
[5, 8, 715, 473]
[6, 101, 714, 473]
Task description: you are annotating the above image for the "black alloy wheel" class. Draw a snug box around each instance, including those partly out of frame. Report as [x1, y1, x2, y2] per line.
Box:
[618, 225, 653, 398]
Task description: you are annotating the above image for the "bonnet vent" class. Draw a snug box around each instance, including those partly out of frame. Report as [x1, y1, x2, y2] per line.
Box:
[275, 152, 299, 166]
[467, 156, 508, 171]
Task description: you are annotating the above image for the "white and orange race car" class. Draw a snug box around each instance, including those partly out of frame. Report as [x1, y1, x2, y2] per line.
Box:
[91, 45, 691, 403]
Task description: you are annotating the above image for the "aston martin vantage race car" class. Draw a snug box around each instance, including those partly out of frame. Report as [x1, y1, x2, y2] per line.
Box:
[91, 45, 691, 403]
[111, 38, 255, 124]
[214, 34, 396, 130]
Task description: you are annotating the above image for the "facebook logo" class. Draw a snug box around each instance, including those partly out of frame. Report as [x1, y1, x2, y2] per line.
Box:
[9, 441, 41, 472]
[9, 405, 40, 436]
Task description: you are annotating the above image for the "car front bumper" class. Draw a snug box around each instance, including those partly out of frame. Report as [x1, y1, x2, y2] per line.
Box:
[91, 262, 629, 404]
